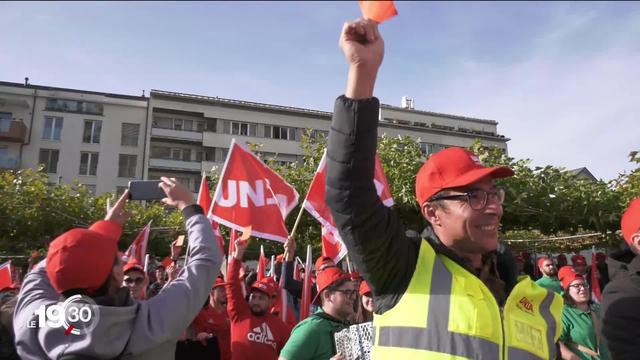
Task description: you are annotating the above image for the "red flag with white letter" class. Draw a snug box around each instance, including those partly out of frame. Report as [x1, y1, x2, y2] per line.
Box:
[124, 222, 151, 266]
[210, 140, 299, 242]
[304, 151, 393, 259]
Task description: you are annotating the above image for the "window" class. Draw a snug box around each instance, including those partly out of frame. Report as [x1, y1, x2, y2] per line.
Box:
[121, 123, 140, 146]
[83, 120, 102, 144]
[0, 112, 11, 132]
[310, 129, 329, 139]
[79, 152, 99, 176]
[39, 149, 60, 173]
[223, 120, 257, 137]
[265, 125, 299, 141]
[118, 154, 137, 178]
[42, 116, 63, 140]
[45, 99, 103, 115]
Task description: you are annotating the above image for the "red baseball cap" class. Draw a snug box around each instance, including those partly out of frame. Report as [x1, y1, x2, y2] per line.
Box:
[46, 220, 122, 294]
[560, 271, 585, 290]
[415, 147, 514, 206]
[621, 198, 640, 245]
[359, 280, 372, 296]
[123, 259, 145, 275]
[212, 275, 226, 289]
[571, 255, 587, 266]
[537, 256, 552, 268]
[315, 256, 335, 272]
[312, 267, 351, 304]
[251, 277, 277, 298]
[558, 265, 576, 282]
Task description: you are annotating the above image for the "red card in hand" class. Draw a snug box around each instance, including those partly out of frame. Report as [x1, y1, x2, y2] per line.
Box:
[358, 0, 398, 24]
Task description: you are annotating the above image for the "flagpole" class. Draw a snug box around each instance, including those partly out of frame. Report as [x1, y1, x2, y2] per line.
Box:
[346, 254, 353, 274]
[289, 205, 306, 240]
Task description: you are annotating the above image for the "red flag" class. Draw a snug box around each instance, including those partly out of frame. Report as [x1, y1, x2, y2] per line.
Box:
[228, 229, 237, 274]
[591, 252, 602, 303]
[211, 140, 299, 242]
[299, 245, 314, 321]
[321, 225, 348, 264]
[304, 152, 393, 261]
[257, 245, 268, 282]
[198, 175, 226, 254]
[0, 261, 13, 290]
[124, 222, 151, 266]
[359, 0, 398, 24]
[160, 257, 173, 268]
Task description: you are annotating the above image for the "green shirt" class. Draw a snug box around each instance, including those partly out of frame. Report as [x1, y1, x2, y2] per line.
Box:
[280, 309, 349, 360]
[560, 304, 610, 360]
[535, 276, 563, 294]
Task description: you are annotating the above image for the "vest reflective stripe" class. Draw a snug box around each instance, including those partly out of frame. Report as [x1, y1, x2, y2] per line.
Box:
[540, 290, 558, 359]
[376, 248, 500, 359]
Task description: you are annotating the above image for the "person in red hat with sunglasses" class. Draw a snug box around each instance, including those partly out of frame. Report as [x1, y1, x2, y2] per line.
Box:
[325, 17, 563, 359]
[13, 178, 224, 360]
[601, 198, 640, 359]
[226, 237, 290, 360]
[122, 258, 148, 301]
[279, 266, 355, 360]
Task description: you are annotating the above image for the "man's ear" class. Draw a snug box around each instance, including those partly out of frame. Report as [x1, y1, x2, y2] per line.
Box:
[632, 232, 640, 254]
[422, 203, 440, 226]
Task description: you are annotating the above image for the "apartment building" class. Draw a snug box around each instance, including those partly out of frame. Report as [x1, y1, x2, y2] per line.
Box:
[0, 80, 148, 194]
[1, 81, 510, 196]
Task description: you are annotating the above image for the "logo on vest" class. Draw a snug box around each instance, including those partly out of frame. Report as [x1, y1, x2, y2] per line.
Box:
[247, 322, 277, 349]
[514, 319, 544, 350]
[518, 297, 534, 314]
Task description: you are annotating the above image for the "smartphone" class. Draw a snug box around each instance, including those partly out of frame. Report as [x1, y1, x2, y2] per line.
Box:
[128, 180, 166, 201]
[175, 235, 185, 247]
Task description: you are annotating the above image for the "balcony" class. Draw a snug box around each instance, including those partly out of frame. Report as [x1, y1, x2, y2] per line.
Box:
[0, 120, 27, 142]
[149, 158, 202, 172]
[0, 156, 19, 169]
[151, 127, 203, 143]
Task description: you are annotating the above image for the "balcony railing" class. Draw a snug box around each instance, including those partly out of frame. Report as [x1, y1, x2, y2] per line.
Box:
[149, 158, 202, 172]
[0, 120, 27, 142]
[150, 127, 203, 142]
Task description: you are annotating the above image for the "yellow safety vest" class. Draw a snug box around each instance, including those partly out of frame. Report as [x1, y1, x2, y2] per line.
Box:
[372, 240, 563, 359]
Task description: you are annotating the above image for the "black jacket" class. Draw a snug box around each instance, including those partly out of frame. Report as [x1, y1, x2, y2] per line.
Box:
[601, 249, 640, 360]
[325, 96, 517, 313]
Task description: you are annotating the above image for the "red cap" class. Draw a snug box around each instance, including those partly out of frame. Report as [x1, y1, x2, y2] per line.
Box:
[359, 280, 371, 296]
[251, 277, 277, 298]
[312, 267, 351, 304]
[275, 254, 284, 263]
[123, 259, 145, 275]
[350, 271, 362, 281]
[0, 284, 19, 292]
[537, 256, 551, 268]
[213, 276, 226, 289]
[315, 256, 335, 272]
[560, 271, 585, 290]
[415, 147, 514, 206]
[571, 255, 587, 266]
[622, 198, 640, 245]
[558, 266, 576, 282]
[46, 220, 122, 294]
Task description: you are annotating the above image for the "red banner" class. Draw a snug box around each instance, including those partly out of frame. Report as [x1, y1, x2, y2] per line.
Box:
[211, 140, 299, 242]
[591, 252, 602, 303]
[198, 175, 226, 254]
[257, 245, 268, 282]
[124, 222, 151, 266]
[359, 0, 398, 24]
[303, 152, 393, 260]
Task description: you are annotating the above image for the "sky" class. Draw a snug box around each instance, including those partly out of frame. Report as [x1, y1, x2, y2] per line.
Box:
[1, 1, 638, 181]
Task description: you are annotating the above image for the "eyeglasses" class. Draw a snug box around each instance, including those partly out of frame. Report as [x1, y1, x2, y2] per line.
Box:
[568, 283, 589, 290]
[124, 277, 144, 286]
[429, 186, 506, 210]
[332, 289, 358, 298]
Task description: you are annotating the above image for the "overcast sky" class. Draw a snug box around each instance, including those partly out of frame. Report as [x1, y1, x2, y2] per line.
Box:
[1, 1, 638, 180]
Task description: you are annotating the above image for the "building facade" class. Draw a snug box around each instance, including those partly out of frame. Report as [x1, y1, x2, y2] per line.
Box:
[0, 81, 510, 196]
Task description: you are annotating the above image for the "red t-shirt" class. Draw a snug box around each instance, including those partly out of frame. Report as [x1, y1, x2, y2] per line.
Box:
[191, 305, 231, 360]
[226, 258, 291, 360]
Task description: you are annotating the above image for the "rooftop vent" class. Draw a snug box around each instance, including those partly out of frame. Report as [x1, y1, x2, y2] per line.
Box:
[401, 96, 414, 110]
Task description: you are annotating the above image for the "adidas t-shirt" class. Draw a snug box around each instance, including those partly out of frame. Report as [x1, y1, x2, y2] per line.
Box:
[227, 258, 291, 360]
[280, 309, 349, 360]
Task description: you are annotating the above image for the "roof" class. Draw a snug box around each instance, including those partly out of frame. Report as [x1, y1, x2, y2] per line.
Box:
[151, 90, 333, 119]
[568, 167, 598, 182]
[0, 81, 148, 102]
[381, 103, 499, 125]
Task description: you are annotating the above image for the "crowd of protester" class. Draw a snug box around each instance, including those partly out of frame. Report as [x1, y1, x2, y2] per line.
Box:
[2, 16, 640, 360]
